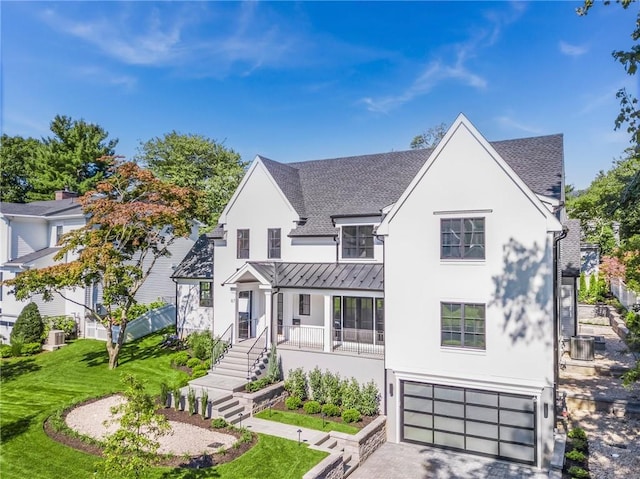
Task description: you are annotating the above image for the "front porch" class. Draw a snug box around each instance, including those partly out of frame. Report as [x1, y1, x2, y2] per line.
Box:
[278, 324, 384, 356]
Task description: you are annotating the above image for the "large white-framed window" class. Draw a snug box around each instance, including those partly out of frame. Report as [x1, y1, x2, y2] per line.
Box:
[441, 218, 485, 259]
[237, 229, 250, 259]
[342, 225, 374, 258]
[441, 302, 486, 349]
[268, 228, 281, 259]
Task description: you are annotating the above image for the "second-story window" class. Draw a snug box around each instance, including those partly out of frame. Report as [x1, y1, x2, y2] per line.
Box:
[342, 225, 374, 258]
[441, 218, 485, 259]
[268, 228, 281, 259]
[55, 225, 64, 245]
[237, 229, 250, 259]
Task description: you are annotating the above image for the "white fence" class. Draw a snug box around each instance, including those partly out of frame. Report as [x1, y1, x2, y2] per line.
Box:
[84, 304, 175, 342]
[611, 278, 639, 310]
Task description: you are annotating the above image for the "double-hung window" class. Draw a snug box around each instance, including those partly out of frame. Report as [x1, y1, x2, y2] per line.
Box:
[441, 302, 485, 349]
[199, 282, 213, 307]
[299, 294, 310, 316]
[268, 228, 281, 259]
[441, 218, 485, 259]
[342, 225, 374, 258]
[237, 229, 250, 259]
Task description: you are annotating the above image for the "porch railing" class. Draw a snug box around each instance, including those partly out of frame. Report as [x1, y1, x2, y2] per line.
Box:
[278, 325, 324, 350]
[211, 324, 233, 371]
[247, 326, 269, 380]
[333, 328, 384, 356]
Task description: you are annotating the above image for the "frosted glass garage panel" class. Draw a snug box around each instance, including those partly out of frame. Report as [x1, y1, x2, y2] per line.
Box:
[404, 382, 432, 398]
[500, 410, 534, 428]
[466, 421, 498, 439]
[434, 416, 464, 434]
[434, 386, 464, 402]
[466, 390, 498, 407]
[404, 396, 433, 413]
[500, 442, 535, 462]
[466, 437, 500, 456]
[500, 426, 535, 446]
[434, 400, 464, 417]
[404, 426, 433, 443]
[500, 395, 534, 412]
[434, 431, 465, 449]
[466, 405, 498, 423]
[404, 411, 433, 429]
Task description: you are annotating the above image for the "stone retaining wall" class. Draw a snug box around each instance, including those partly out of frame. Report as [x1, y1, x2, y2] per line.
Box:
[237, 381, 286, 414]
[331, 415, 387, 466]
[302, 453, 343, 479]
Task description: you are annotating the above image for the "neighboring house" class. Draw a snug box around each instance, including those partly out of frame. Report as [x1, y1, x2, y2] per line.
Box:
[0, 191, 197, 341]
[560, 219, 581, 340]
[172, 233, 215, 337]
[184, 114, 570, 469]
[580, 243, 600, 276]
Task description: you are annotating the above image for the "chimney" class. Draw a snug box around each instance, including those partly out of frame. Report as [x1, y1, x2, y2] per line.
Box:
[55, 188, 78, 200]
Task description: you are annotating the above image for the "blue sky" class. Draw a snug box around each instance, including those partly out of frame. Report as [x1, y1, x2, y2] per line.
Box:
[1, 1, 637, 189]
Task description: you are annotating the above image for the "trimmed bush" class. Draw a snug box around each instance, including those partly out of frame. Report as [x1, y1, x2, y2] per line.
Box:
[245, 377, 271, 392]
[568, 428, 587, 440]
[284, 368, 308, 400]
[359, 381, 380, 416]
[303, 400, 322, 414]
[565, 449, 586, 462]
[285, 396, 302, 410]
[266, 345, 281, 382]
[567, 465, 590, 479]
[321, 403, 340, 417]
[10, 338, 23, 357]
[190, 366, 207, 379]
[172, 351, 190, 367]
[342, 408, 362, 423]
[11, 303, 44, 344]
[187, 388, 197, 415]
[308, 367, 324, 404]
[21, 342, 42, 355]
[159, 382, 170, 407]
[211, 418, 228, 429]
[186, 331, 214, 360]
[0, 344, 12, 358]
[341, 378, 360, 410]
[322, 370, 342, 406]
[186, 357, 202, 369]
[571, 438, 588, 452]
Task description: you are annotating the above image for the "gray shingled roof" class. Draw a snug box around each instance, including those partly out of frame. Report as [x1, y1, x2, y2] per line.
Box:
[257, 134, 563, 236]
[0, 198, 83, 217]
[171, 234, 214, 279]
[2, 247, 60, 267]
[249, 262, 383, 291]
[561, 219, 581, 277]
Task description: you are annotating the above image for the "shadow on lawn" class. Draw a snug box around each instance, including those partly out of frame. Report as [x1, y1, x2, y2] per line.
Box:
[81, 339, 176, 368]
[0, 415, 36, 442]
[159, 467, 221, 478]
[0, 358, 41, 383]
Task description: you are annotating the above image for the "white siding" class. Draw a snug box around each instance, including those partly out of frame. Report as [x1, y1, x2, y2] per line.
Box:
[176, 280, 213, 336]
[12, 218, 48, 259]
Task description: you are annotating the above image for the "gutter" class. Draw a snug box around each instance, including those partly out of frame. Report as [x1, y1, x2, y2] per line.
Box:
[553, 226, 568, 417]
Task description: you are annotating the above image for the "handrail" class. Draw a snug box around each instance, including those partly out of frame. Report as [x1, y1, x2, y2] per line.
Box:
[247, 326, 269, 380]
[210, 324, 233, 371]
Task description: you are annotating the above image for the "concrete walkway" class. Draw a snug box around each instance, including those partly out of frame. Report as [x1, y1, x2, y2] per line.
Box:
[242, 416, 329, 447]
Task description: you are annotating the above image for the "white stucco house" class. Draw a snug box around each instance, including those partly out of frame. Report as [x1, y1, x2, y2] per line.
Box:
[179, 114, 576, 469]
[0, 191, 197, 341]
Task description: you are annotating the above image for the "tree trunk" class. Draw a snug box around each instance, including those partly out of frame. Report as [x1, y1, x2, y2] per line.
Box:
[105, 320, 126, 369]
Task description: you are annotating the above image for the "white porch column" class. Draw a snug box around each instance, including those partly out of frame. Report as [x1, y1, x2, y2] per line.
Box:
[323, 294, 332, 352]
[260, 285, 273, 343]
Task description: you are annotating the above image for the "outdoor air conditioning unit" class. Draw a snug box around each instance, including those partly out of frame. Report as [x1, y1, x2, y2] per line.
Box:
[43, 329, 67, 351]
[570, 336, 595, 361]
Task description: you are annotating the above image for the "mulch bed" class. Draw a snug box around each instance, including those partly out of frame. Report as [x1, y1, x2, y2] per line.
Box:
[562, 426, 591, 479]
[44, 396, 257, 469]
[269, 397, 378, 429]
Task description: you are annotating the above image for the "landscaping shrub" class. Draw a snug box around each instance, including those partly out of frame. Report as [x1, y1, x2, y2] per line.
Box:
[285, 396, 302, 410]
[359, 381, 380, 416]
[568, 428, 587, 440]
[172, 386, 182, 410]
[171, 351, 190, 367]
[341, 378, 360, 410]
[565, 449, 586, 462]
[321, 403, 341, 417]
[308, 366, 324, 403]
[571, 438, 588, 452]
[21, 342, 42, 355]
[303, 400, 322, 414]
[187, 388, 197, 415]
[11, 303, 44, 344]
[321, 370, 342, 406]
[578, 272, 587, 302]
[245, 377, 271, 392]
[200, 389, 209, 418]
[186, 357, 202, 369]
[44, 315, 77, 339]
[186, 331, 214, 360]
[159, 382, 170, 407]
[265, 345, 281, 382]
[342, 408, 362, 423]
[211, 418, 228, 429]
[567, 465, 590, 478]
[190, 366, 207, 379]
[0, 344, 12, 358]
[203, 359, 211, 370]
[284, 368, 308, 400]
[10, 337, 23, 357]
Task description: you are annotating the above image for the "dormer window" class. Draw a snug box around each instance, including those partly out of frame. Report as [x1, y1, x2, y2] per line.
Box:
[342, 225, 374, 258]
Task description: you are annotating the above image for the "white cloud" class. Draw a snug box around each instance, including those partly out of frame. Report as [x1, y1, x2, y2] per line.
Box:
[74, 66, 137, 90]
[559, 41, 588, 57]
[495, 116, 543, 135]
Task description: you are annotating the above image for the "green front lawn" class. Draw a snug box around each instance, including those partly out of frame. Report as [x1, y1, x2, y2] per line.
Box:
[254, 409, 359, 434]
[0, 331, 326, 479]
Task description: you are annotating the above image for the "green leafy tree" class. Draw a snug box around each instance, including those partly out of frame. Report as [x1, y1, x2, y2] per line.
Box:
[27, 115, 118, 201]
[137, 131, 246, 229]
[4, 160, 201, 368]
[410, 123, 448, 150]
[99, 374, 171, 479]
[0, 135, 41, 203]
[10, 303, 44, 344]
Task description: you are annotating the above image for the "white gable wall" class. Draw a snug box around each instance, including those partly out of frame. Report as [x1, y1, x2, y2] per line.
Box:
[176, 279, 213, 337]
[11, 218, 48, 259]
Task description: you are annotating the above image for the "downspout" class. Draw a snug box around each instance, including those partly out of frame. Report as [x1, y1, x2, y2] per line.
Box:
[374, 230, 387, 416]
[553, 226, 568, 416]
[171, 277, 179, 337]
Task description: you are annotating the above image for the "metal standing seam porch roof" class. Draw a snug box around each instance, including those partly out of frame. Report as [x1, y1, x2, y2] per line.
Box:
[245, 262, 384, 291]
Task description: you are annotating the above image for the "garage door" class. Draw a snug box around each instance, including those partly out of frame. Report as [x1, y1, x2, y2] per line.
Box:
[401, 381, 537, 465]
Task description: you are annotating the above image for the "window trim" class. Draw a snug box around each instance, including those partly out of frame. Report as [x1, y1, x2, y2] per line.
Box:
[267, 228, 281, 259]
[299, 294, 311, 316]
[440, 217, 485, 260]
[199, 281, 213, 307]
[237, 229, 250, 259]
[341, 225, 375, 259]
[440, 302, 486, 350]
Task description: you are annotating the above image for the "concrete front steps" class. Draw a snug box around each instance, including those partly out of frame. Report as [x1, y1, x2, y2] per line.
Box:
[313, 435, 357, 477]
[211, 340, 269, 382]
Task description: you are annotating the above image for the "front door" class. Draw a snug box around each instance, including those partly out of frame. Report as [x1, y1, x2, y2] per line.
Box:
[238, 291, 254, 340]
